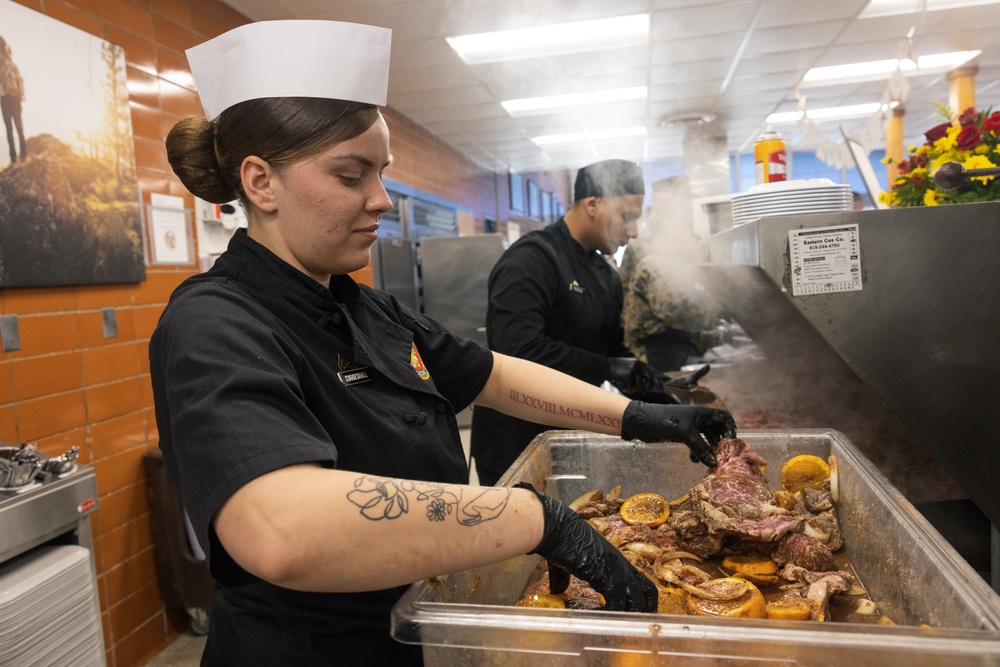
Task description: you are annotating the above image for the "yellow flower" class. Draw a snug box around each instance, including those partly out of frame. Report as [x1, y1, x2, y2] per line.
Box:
[934, 133, 957, 152]
[878, 190, 897, 206]
[947, 124, 961, 139]
[924, 189, 941, 206]
[915, 144, 931, 157]
[963, 154, 997, 183]
[907, 144, 916, 152]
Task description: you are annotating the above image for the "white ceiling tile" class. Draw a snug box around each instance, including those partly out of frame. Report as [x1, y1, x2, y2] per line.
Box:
[652, 33, 745, 66]
[755, 0, 869, 28]
[650, 58, 732, 84]
[390, 37, 465, 70]
[404, 85, 497, 108]
[389, 64, 481, 93]
[734, 50, 825, 76]
[744, 21, 851, 55]
[220, 0, 1000, 168]
[651, 2, 758, 40]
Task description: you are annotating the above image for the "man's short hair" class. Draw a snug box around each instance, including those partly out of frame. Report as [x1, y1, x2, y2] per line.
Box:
[574, 159, 645, 202]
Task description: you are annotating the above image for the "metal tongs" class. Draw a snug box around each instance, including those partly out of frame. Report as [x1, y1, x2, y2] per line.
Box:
[642, 364, 724, 407]
[659, 364, 711, 389]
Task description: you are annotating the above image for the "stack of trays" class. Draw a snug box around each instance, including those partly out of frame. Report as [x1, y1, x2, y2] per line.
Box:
[732, 178, 854, 225]
[0, 546, 105, 667]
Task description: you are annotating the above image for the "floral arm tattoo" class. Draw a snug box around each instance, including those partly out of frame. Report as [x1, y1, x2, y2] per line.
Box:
[347, 476, 512, 525]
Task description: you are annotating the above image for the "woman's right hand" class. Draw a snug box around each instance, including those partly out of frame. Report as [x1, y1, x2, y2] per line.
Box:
[516, 483, 658, 612]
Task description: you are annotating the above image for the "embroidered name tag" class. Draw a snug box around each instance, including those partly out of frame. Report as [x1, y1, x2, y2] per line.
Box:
[338, 367, 373, 386]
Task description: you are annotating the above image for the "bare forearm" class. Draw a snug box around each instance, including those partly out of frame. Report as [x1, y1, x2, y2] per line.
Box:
[474, 352, 630, 435]
[214, 464, 543, 592]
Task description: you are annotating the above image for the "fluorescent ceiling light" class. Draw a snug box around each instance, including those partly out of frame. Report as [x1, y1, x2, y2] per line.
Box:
[766, 102, 898, 124]
[801, 50, 980, 86]
[532, 126, 647, 146]
[861, 0, 1000, 18]
[446, 14, 649, 64]
[501, 87, 648, 117]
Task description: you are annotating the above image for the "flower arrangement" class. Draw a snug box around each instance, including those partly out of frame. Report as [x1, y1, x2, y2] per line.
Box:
[881, 104, 1000, 207]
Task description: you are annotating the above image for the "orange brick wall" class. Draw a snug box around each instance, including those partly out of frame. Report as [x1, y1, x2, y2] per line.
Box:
[0, 1, 568, 666]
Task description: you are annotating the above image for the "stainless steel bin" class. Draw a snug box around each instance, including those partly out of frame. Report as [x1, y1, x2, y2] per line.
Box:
[392, 429, 1000, 666]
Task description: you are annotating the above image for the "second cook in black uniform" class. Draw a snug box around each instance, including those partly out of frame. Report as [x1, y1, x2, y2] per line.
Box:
[472, 160, 680, 486]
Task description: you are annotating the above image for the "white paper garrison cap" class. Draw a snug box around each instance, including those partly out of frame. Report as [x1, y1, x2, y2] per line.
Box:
[186, 20, 392, 120]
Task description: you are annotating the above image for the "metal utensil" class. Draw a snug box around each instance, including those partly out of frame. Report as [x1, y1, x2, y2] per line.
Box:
[0, 445, 43, 487]
[43, 446, 80, 475]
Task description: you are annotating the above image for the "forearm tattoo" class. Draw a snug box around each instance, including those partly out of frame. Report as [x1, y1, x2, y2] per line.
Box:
[347, 476, 512, 525]
[507, 389, 621, 428]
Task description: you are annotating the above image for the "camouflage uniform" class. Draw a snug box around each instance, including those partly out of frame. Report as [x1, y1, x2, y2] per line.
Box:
[621, 245, 723, 367]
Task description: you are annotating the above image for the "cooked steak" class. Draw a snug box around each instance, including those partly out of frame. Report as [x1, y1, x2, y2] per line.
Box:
[675, 438, 801, 545]
[773, 532, 836, 572]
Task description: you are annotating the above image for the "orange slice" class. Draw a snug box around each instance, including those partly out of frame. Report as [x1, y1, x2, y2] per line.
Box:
[766, 598, 812, 621]
[721, 555, 781, 587]
[619, 492, 670, 527]
[515, 593, 566, 608]
[657, 586, 688, 615]
[722, 555, 778, 577]
[685, 578, 767, 619]
[781, 455, 830, 493]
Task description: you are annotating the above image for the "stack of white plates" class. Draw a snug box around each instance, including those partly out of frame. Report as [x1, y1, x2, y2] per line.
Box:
[0, 546, 105, 666]
[732, 179, 853, 226]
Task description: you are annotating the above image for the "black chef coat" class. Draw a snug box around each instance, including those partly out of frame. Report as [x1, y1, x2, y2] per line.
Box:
[149, 229, 493, 666]
[470, 218, 630, 483]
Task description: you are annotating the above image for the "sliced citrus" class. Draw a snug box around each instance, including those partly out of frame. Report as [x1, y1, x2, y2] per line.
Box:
[515, 593, 566, 608]
[721, 555, 779, 577]
[781, 455, 830, 493]
[766, 598, 812, 621]
[686, 578, 767, 619]
[657, 586, 688, 615]
[721, 555, 780, 587]
[619, 492, 670, 527]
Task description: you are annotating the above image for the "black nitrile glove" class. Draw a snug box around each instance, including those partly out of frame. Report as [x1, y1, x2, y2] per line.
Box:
[621, 401, 737, 467]
[607, 357, 660, 397]
[516, 482, 658, 613]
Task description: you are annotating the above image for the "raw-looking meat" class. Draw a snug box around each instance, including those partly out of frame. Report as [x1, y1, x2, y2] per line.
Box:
[772, 532, 836, 572]
[676, 438, 801, 544]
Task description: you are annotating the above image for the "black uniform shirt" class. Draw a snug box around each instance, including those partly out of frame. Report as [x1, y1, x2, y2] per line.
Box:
[470, 219, 630, 479]
[149, 229, 493, 665]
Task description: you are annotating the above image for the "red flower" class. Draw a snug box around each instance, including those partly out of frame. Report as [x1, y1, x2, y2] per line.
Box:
[956, 124, 982, 151]
[925, 122, 951, 143]
[983, 112, 1000, 134]
[958, 107, 979, 127]
[912, 152, 929, 168]
[898, 160, 911, 174]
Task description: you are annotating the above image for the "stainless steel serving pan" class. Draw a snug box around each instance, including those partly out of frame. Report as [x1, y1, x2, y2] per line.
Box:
[393, 429, 1000, 666]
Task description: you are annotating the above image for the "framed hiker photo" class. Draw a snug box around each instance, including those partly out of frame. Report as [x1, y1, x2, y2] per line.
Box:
[0, 0, 144, 288]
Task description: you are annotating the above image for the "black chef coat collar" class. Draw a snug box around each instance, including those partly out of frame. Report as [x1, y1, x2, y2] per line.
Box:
[226, 229, 362, 307]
